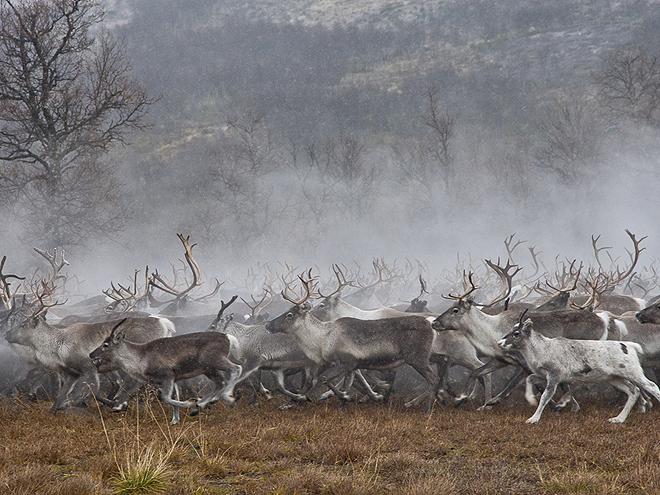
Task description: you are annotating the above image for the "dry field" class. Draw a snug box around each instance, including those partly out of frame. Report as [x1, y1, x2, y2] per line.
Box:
[1, 391, 660, 495]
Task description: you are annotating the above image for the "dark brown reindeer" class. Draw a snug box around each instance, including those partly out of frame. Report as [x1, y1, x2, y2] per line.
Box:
[90, 319, 241, 425]
[528, 259, 583, 313]
[636, 300, 660, 325]
[404, 274, 430, 313]
[266, 271, 439, 413]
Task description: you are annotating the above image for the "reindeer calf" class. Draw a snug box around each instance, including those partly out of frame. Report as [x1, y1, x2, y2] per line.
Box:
[498, 318, 660, 423]
[90, 320, 242, 424]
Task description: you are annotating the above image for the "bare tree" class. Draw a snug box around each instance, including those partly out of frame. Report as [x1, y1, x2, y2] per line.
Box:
[595, 45, 660, 126]
[208, 112, 285, 257]
[393, 86, 459, 196]
[421, 85, 459, 189]
[533, 89, 602, 184]
[225, 112, 277, 175]
[0, 0, 156, 249]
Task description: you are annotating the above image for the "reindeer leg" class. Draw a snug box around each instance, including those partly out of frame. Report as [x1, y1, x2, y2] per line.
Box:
[158, 377, 196, 419]
[170, 383, 181, 425]
[50, 372, 80, 412]
[196, 361, 242, 410]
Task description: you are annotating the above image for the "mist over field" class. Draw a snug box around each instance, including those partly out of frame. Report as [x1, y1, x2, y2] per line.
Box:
[2, 0, 660, 296]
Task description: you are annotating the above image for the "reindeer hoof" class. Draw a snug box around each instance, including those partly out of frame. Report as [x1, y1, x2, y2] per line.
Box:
[278, 400, 297, 410]
[110, 401, 128, 413]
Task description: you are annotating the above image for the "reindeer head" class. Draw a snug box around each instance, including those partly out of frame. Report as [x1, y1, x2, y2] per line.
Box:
[311, 264, 350, 321]
[265, 301, 312, 334]
[4, 280, 61, 345]
[432, 272, 479, 332]
[207, 296, 238, 332]
[498, 310, 533, 351]
[89, 318, 128, 372]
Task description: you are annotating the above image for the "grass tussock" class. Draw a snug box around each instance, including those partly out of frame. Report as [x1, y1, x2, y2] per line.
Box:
[1, 394, 660, 494]
[111, 446, 172, 494]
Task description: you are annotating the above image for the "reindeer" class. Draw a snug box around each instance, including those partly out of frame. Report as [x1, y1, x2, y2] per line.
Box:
[432, 265, 614, 410]
[147, 234, 222, 316]
[340, 259, 397, 310]
[4, 284, 175, 413]
[499, 314, 660, 423]
[90, 319, 241, 425]
[312, 264, 491, 405]
[206, 296, 319, 408]
[570, 230, 648, 314]
[265, 271, 439, 413]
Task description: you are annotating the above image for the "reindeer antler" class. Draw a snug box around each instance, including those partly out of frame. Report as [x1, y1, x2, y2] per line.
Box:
[33, 247, 68, 286]
[480, 259, 522, 308]
[240, 289, 274, 319]
[281, 269, 317, 305]
[504, 234, 526, 264]
[591, 230, 646, 292]
[217, 295, 239, 318]
[318, 264, 350, 298]
[148, 234, 221, 307]
[544, 260, 582, 294]
[351, 259, 396, 290]
[442, 271, 479, 300]
[104, 266, 152, 313]
[28, 279, 66, 317]
[0, 256, 25, 310]
[570, 270, 607, 310]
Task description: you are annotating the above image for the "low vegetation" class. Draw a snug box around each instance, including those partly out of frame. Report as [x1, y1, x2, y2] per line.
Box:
[1, 390, 659, 494]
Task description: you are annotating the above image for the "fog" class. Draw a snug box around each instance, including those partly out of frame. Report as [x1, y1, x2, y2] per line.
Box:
[1, 0, 659, 300]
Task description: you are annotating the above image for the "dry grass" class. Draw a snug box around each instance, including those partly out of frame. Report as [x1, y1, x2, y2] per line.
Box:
[1, 392, 660, 494]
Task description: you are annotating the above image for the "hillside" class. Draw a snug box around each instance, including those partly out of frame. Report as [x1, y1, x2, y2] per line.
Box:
[3, 0, 660, 284]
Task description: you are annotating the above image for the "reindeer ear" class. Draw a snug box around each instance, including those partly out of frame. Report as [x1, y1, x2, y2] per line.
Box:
[110, 318, 128, 344]
[301, 301, 312, 312]
[522, 318, 533, 336]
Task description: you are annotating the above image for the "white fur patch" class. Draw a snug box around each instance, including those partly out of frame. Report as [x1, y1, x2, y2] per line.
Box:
[152, 316, 176, 336]
[615, 319, 628, 339]
[227, 334, 241, 356]
[634, 298, 646, 310]
[595, 312, 610, 341]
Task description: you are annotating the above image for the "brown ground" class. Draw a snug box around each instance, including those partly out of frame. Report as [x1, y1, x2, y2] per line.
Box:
[0, 391, 659, 494]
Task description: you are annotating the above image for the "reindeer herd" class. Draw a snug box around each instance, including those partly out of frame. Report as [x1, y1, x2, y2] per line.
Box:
[2, 231, 660, 425]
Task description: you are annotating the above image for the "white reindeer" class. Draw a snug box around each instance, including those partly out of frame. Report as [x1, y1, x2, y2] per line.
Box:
[498, 317, 660, 423]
